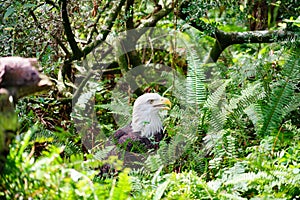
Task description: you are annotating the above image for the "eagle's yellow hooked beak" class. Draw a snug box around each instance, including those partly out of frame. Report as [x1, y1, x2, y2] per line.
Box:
[160, 97, 172, 110]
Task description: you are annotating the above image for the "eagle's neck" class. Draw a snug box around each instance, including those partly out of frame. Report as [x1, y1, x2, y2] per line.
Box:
[131, 111, 163, 138]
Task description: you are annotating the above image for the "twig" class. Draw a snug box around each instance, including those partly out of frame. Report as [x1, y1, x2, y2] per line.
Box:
[83, 0, 126, 57]
[29, 10, 70, 57]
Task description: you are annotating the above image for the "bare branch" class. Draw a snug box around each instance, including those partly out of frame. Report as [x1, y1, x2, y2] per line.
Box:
[87, 1, 111, 44]
[137, 4, 173, 28]
[83, 0, 126, 56]
[207, 29, 298, 63]
[29, 10, 70, 57]
[87, 14, 101, 44]
[61, 0, 83, 60]
[125, 0, 135, 29]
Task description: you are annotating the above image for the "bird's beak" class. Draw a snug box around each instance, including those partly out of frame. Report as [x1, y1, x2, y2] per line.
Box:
[160, 97, 172, 110]
[38, 74, 53, 87]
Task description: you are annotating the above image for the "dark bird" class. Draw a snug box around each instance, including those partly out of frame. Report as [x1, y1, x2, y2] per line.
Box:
[99, 93, 171, 176]
[0, 57, 52, 100]
[0, 57, 52, 171]
[113, 93, 171, 151]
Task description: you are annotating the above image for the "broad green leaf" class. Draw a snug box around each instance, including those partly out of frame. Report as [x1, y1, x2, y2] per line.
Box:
[4, 6, 15, 20]
[23, 4, 36, 9]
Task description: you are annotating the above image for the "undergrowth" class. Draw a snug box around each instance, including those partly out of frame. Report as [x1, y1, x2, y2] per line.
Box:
[1, 43, 300, 199]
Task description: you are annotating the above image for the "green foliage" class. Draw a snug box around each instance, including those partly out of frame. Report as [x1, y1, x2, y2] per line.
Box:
[128, 121, 300, 199]
[0, 126, 134, 199]
[109, 168, 132, 200]
[258, 55, 300, 136]
[207, 126, 300, 199]
[1, 0, 300, 199]
[186, 48, 207, 106]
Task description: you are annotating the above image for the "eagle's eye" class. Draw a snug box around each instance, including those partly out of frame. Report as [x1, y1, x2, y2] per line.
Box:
[148, 99, 154, 104]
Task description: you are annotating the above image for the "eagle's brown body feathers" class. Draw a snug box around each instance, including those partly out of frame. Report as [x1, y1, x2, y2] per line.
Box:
[99, 93, 171, 176]
[113, 124, 164, 152]
[112, 93, 170, 152]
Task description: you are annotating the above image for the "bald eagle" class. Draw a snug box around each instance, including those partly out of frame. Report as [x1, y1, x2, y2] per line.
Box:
[112, 93, 171, 152]
[98, 93, 171, 176]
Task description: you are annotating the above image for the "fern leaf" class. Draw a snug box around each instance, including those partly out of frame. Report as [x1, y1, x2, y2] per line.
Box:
[186, 48, 207, 106]
[259, 81, 295, 136]
[226, 82, 265, 120]
[258, 53, 299, 136]
[204, 80, 230, 133]
[153, 179, 170, 200]
[110, 168, 131, 200]
[244, 103, 264, 130]
[94, 145, 115, 161]
[204, 80, 229, 109]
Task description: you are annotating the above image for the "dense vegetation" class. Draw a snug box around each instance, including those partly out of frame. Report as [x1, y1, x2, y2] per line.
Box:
[0, 0, 299, 199]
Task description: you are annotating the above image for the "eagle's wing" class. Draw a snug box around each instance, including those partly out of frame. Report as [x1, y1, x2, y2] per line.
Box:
[113, 124, 154, 152]
[98, 124, 167, 177]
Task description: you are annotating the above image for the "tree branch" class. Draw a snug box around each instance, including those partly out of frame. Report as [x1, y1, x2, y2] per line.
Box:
[115, 2, 174, 71]
[29, 10, 70, 57]
[125, 0, 135, 29]
[83, 0, 126, 56]
[137, 3, 173, 28]
[86, 14, 101, 44]
[207, 29, 298, 63]
[178, 0, 299, 63]
[61, 0, 83, 60]
[87, 1, 111, 44]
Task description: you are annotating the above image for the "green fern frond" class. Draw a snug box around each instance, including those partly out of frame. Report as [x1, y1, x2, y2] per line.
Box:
[257, 53, 299, 136]
[203, 130, 224, 155]
[204, 80, 229, 109]
[283, 93, 300, 114]
[226, 82, 266, 120]
[186, 48, 207, 106]
[259, 81, 295, 136]
[110, 168, 131, 200]
[244, 103, 264, 131]
[145, 154, 163, 172]
[157, 133, 189, 166]
[209, 109, 227, 132]
[94, 145, 115, 161]
[204, 80, 230, 132]
[225, 135, 238, 158]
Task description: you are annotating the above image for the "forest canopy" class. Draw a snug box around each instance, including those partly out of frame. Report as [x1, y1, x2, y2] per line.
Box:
[0, 0, 300, 199]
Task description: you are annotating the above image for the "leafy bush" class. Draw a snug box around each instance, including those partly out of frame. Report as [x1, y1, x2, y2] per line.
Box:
[0, 126, 132, 199]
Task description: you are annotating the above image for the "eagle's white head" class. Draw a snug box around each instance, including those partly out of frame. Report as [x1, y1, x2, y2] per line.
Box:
[131, 93, 171, 138]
